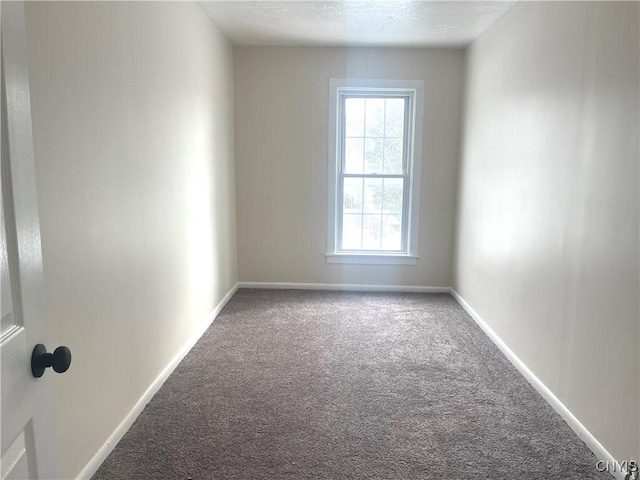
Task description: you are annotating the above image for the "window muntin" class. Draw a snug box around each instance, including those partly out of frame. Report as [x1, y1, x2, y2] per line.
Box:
[337, 91, 414, 254]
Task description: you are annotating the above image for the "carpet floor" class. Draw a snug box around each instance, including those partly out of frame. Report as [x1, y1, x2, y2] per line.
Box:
[93, 290, 612, 479]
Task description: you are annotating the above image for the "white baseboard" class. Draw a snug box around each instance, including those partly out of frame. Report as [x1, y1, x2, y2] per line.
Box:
[237, 282, 450, 293]
[76, 283, 239, 480]
[450, 289, 626, 480]
[75, 282, 625, 480]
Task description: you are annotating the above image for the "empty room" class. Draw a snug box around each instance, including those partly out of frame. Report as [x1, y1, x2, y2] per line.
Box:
[1, 1, 638, 479]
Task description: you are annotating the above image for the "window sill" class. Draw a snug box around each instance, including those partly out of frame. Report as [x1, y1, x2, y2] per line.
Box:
[325, 253, 419, 265]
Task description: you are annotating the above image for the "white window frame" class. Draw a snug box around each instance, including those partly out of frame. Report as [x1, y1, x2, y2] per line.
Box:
[326, 79, 424, 265]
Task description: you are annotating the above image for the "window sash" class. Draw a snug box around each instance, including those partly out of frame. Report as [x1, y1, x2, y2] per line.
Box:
[337, 175, 408, 253]
[336, 91, 414, 254]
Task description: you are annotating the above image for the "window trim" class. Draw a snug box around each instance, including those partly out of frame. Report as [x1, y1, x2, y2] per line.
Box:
[326, 79, 424, 265]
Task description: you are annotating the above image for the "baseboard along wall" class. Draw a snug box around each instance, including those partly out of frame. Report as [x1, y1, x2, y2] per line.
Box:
[77, 281, 625, 480]
[450, 289, 626, 480]
[76, 283, 239, 480]
[237, 281, 450, 293]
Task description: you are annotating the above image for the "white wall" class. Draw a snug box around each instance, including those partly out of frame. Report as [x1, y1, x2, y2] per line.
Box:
[234, 47, 464, 287]
[24, 2, 237, 478]
[455, 1, 639, 462]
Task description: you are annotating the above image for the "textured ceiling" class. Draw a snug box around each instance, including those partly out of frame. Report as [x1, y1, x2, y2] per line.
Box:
[198, 1, 517, 47]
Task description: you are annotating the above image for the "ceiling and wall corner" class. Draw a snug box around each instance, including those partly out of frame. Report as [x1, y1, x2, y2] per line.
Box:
[198, 1, 517, 47]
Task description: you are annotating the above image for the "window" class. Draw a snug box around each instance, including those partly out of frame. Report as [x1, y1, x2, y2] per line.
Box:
[326, 79, 424, 265]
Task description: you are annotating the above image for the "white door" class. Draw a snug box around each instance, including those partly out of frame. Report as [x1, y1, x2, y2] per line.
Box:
[1, 2, 62, 478]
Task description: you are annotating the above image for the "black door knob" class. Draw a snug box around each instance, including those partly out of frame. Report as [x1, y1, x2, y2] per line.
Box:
[31, 344, 72, 378]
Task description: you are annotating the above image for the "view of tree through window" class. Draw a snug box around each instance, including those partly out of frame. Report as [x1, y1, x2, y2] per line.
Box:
[340, 96, 408, 251]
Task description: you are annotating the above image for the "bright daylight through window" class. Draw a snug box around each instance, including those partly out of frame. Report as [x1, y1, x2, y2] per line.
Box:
[327, 79, 424, 265]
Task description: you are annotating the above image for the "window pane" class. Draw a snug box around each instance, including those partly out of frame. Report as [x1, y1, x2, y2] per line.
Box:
[345, 98, 365, 137]
[336, 90, 414, 255]
[362, 214, 382, 250]
[363, 178, 383, 214]
[381, 215, 402, 250]
[384, 98, 405, 138]
[382, 178, 404, 214]
[383, 138, 403, 174]
[343, 177, 363, 214]
[344, 137, 364, 173]
[364, 98, 385, 137]
[342, 214, 362, 250]
[364, 138, 383, 173]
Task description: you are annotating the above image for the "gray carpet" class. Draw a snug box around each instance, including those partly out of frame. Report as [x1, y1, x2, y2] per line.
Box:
[93, 290, 612, 479]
